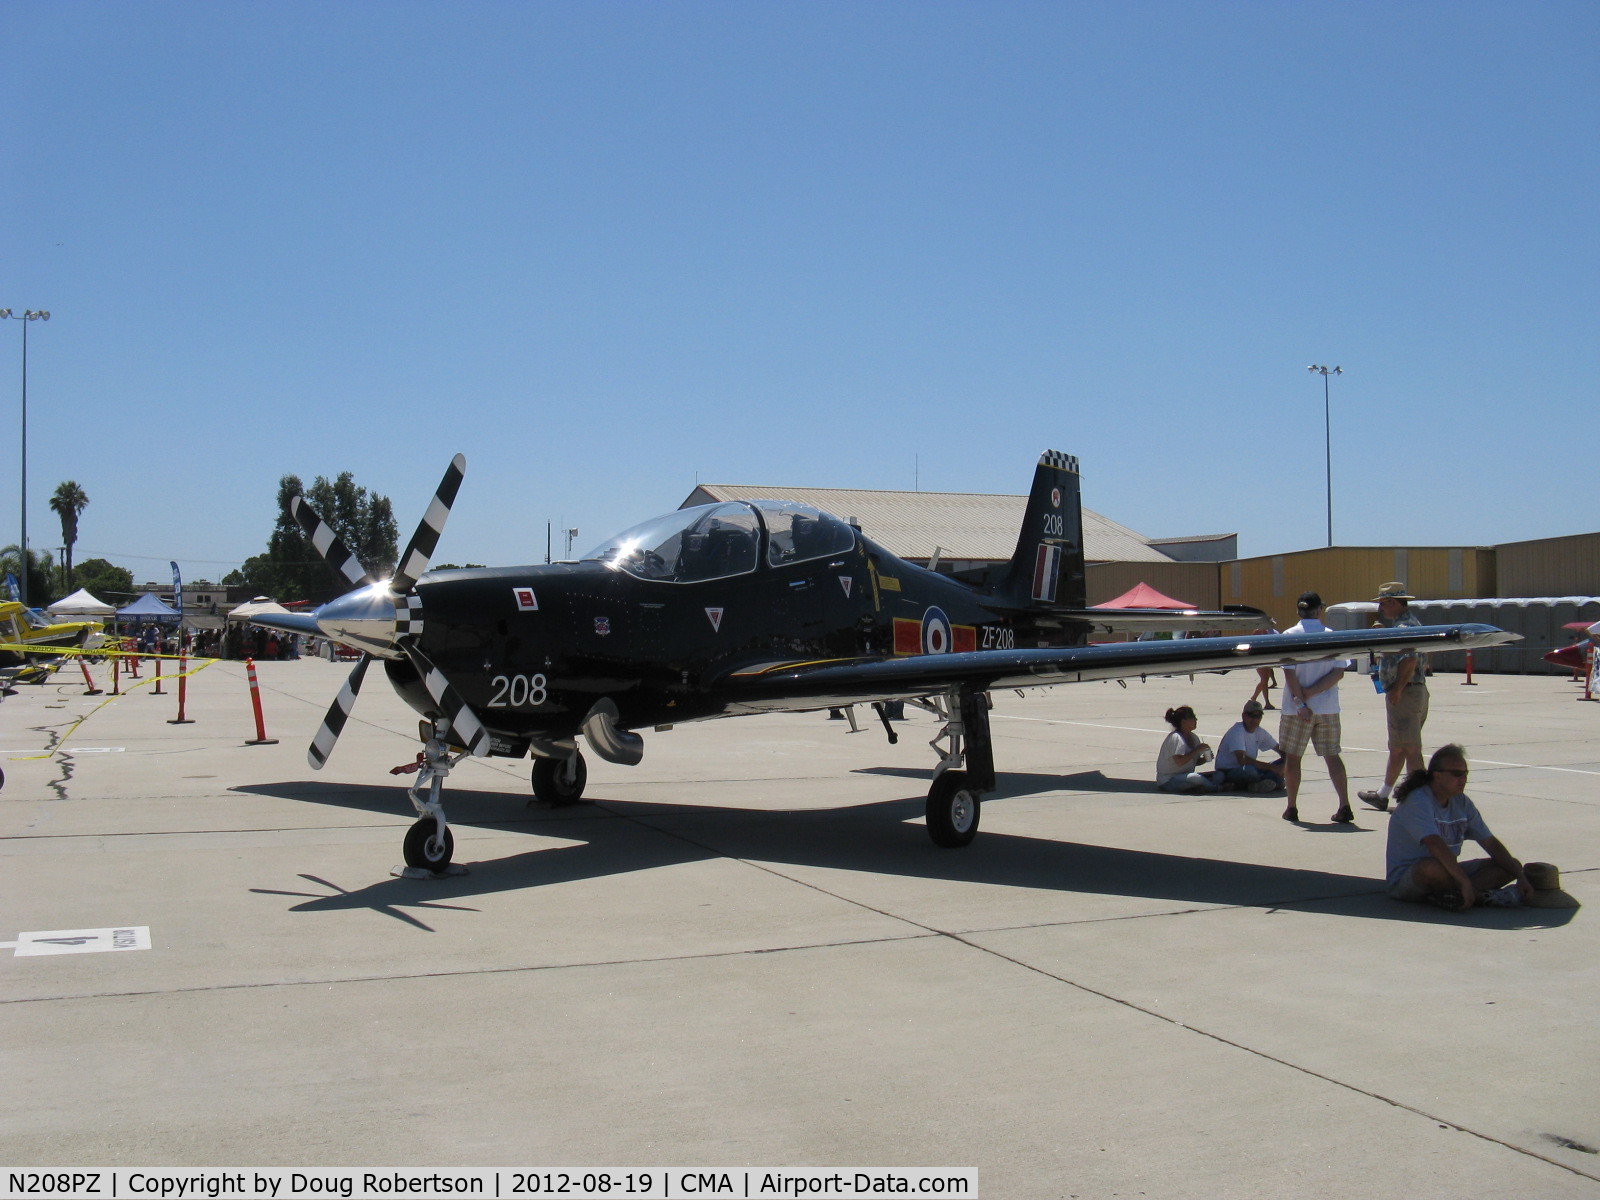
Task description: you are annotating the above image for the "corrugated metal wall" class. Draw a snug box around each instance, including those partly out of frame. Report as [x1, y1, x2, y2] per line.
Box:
[1222, 546, 1496, 631]
[1495, 531, 1600, 597]
[1086, 561, 1221, 608]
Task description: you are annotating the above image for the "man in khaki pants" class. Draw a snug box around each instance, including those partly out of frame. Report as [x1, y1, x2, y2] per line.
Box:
[1359, 582, 1428, 811]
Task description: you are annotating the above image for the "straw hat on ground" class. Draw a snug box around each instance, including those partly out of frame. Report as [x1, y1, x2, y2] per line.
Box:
[1523, 862, 1581, 909]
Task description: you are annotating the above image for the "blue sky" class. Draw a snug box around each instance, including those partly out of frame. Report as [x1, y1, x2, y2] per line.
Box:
[2, 1, 1595, 590]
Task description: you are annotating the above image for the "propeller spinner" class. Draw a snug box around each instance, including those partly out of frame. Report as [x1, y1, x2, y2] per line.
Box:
[293, 454, 487, 769]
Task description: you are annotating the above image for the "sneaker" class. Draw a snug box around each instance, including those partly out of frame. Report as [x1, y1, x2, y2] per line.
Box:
[1425, 890, 1466, 912]
[1480, 886, 1523, 908]
[1250, 778, 1280, 794]
[1358, 789, 1390, 812]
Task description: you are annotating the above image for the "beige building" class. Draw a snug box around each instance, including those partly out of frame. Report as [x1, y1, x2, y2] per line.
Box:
[682, 482, 1228, 607]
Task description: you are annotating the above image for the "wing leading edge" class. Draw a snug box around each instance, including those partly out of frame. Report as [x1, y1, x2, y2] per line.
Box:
[717, 623, 1519, 713]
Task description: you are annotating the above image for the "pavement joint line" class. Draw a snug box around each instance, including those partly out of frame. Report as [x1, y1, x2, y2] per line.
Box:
[940, 929, 1600, 1185]
[994, 713, 1600, 776]
[0, 929, 941, 1006]
[612, 802, 1600, 1185]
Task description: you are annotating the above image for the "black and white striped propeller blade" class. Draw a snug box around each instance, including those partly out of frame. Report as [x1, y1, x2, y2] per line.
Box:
[292, 454, 484, 768]
[290, 497, 375, 591]
[391, 453, 465, 595]
[400, 640, 490, 758]
[307, 654, 371, 770]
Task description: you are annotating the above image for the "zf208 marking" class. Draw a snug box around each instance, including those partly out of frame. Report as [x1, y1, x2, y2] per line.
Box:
[1042, 513, 1065, 537]
[982, 626, 1015, 650]
[488, 673, 548, 708]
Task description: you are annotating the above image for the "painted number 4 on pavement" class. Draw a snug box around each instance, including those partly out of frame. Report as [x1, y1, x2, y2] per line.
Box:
[3, 927, 151, 956]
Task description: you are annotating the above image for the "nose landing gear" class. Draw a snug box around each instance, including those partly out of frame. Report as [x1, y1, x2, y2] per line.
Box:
[392, 721, 472, 877]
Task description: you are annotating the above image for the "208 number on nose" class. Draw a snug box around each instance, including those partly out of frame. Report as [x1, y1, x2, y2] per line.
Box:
[488, 673, 548, 707]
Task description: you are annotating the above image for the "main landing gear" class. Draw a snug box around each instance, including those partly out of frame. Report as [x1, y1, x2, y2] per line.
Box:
[920, 687, 995, 848]
[531, 749, 588, 805]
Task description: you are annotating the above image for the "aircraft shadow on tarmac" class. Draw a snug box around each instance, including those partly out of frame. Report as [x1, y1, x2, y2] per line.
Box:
[233, 780, 1575, 933]
[856, 765, 1157, 798]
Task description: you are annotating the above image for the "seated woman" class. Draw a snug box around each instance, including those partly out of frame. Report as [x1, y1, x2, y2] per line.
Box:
[1156, 706, 1222, 794]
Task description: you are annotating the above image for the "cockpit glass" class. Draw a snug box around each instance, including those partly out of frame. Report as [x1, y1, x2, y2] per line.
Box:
[583, 502, 761, 583]
[756, 501, 857, 568]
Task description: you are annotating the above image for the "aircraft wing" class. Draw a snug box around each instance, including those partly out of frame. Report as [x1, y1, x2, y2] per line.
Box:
[717, 623, 1518, 713]
[1035, 605, 1269, 636]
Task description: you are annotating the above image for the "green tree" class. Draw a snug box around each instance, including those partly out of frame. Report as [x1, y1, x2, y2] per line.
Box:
[49, 480, 90, 589]
[237, 471, 400, 604]
[69, 558, 135, 603]
[0, 545, 60, 608]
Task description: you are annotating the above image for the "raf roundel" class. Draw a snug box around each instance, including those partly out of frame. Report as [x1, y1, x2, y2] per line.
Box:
[921, 606, 953, 655]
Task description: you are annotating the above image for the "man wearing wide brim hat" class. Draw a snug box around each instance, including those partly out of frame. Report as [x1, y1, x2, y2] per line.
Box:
[1359, 582, 1429, 812]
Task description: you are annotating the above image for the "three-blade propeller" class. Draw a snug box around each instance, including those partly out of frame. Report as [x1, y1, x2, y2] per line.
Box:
[293, 454, 488, 770]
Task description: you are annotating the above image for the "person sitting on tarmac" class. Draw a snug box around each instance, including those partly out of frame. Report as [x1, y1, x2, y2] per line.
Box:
[1214, 700, 1285, 792]
[1385, 743, 1534, 910]
[1156, 706, 1221, 794]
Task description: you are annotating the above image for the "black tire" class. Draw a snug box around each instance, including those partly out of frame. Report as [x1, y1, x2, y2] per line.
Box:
[532, 753, 588, 805]
[926, 770, 981, 848]
[403, 817, 454, 871]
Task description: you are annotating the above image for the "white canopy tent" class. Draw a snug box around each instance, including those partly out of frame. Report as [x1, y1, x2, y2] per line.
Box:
[228, 597, 295, 623]
[47, 588, 116, 617]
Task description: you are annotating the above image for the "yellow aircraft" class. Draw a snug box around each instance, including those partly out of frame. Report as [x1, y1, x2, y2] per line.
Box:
[0, 600, 106, 657]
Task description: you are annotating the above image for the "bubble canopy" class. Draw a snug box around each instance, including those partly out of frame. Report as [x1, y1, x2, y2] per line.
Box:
[582, 500, 856, 584]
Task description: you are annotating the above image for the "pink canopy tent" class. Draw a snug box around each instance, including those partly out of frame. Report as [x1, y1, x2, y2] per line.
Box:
[1093, 582, 1197, 610]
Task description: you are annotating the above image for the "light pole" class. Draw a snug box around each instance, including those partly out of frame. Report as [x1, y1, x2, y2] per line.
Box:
[1307, 364, 1341, 547]
[564, 528, 579, 558]
[1, 309, 50, 605]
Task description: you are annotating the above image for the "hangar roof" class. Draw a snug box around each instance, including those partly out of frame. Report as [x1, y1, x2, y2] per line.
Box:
[682, 484, 1175, 564]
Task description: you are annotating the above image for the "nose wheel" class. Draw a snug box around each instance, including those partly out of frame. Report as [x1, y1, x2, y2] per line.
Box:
[403, 818, 454, 871]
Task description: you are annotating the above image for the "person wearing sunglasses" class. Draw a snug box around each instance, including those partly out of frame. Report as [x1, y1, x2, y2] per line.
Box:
[1384, 744, 1534, 909]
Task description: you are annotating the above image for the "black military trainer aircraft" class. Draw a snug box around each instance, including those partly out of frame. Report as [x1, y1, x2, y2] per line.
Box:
[252, 450, 1516, 874]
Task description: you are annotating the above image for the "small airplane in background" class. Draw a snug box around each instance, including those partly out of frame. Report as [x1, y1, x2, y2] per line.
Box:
[251, 451, 1518, 874]
[0, 593, 106, 689]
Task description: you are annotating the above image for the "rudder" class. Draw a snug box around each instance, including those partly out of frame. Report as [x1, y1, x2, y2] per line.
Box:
[998, 450, 1086, 609]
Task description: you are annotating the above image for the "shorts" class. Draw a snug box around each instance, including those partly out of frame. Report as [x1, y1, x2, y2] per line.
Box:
[1278, 710, 1341, 757]
[1388, 857, 1497, 902]
[1386, 684, 1429, 749]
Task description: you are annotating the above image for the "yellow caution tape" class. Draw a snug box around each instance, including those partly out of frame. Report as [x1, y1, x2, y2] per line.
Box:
[0, 642, 212, 660]
[5, 655, 222, 761]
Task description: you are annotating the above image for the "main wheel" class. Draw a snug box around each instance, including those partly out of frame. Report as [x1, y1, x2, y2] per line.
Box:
[403, 817, 455, 871]
[926, 770, 981, 848]
[532, 752, 588, 805]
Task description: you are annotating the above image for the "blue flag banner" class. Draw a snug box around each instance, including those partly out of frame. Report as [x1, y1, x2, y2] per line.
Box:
[171, 561, 184, 624]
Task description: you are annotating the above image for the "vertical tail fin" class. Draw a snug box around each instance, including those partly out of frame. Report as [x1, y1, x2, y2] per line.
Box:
[997, 450, 1086, 609]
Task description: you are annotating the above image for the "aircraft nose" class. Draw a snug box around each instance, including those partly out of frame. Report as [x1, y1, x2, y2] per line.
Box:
[317, 582, 403, 658]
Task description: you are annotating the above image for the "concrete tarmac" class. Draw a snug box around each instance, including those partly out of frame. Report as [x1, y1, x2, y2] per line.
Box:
[1, 655, 1596, 1197]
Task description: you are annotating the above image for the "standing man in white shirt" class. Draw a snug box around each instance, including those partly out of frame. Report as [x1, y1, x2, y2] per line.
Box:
[1279, 591, 1356, 824]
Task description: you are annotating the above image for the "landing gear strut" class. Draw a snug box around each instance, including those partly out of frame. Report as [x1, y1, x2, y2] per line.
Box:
[397, 721, 471, 875]
[922, 687, 995, 848]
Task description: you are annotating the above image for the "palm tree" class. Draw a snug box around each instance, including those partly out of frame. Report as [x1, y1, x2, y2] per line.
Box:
[49, 481, 89, 590]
